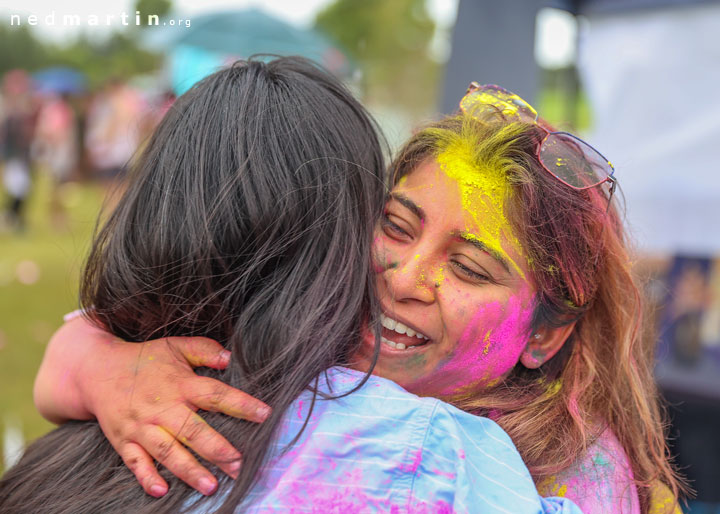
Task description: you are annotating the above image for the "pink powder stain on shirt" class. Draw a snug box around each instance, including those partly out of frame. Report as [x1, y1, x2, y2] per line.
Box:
[296, 400, 304, 419]
[431, 468, 456, 480]
[408, 499, 454, 514]
[538, 429, 641, 514]
[399, 447, 424, 475]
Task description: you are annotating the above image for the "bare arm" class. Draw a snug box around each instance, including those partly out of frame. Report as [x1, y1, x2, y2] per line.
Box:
[34, 316, 271, 497]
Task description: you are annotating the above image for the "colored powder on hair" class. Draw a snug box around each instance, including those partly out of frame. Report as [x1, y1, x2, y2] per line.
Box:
[546, 379, 562, 396]
[436, 139, 525, 278]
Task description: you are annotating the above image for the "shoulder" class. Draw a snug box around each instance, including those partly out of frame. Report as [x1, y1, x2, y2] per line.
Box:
[322, 369, 580, 513]
[537, 428, 641, 514]
[402, 400, 579, 513]
[316, 368, 526, 459]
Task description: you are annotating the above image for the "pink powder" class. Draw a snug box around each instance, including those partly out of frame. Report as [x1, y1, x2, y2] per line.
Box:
[436, 295, 534, 396]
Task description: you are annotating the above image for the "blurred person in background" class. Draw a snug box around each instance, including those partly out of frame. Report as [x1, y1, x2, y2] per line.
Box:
[0, 69, 36, 233]
[84, 78, 145, 189]
[32, 92, 78, 229]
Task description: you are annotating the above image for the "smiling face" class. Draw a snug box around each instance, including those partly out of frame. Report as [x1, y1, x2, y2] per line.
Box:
[355, 157, 537, 398]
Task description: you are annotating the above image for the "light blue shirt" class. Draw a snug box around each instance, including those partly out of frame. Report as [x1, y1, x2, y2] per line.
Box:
[196, 367, 581, 513]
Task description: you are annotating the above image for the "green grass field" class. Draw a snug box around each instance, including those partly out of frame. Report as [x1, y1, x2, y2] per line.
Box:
[0, 172, 105, 474]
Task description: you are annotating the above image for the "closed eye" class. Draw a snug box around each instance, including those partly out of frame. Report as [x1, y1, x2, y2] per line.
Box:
[381, 213, 411, 241]
[451, 260, 491, 283]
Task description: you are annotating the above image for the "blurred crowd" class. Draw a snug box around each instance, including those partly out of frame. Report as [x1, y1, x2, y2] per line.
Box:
[0, 68, 174, 232]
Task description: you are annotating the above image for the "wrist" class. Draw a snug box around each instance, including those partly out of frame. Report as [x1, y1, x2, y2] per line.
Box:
[74, 326, 121, 419]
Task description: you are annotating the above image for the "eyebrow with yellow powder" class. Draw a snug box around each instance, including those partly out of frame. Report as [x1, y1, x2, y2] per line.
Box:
[452, 231, 511, 274]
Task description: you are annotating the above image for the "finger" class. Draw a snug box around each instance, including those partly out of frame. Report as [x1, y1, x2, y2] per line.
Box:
[187, 376, 271, 423]
[161, 406, 242, 479]
[144, 425, 219, 496]
[119, 441, 169, 497]
[163, 336, 231, 370]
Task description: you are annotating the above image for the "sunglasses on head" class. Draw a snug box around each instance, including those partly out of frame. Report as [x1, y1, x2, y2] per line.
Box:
[459, 83, 617, 210]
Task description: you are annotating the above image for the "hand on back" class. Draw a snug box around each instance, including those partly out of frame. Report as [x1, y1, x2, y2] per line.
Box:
[36, 318, 270, 497]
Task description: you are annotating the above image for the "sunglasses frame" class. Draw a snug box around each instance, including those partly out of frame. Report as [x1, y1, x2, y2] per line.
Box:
[461, 82, 617, 203]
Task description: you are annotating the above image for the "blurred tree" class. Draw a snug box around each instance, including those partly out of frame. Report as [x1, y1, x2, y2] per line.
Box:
[0, 25, 48, 74]
[134, 0, 173, 27]
[0, 25, 161, 88]
[53, 32, 161, 86]
[315, 0, 440, 114]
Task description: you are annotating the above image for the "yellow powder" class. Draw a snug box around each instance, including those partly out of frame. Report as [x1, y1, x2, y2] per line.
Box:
[648, 481, 682, 514]
[482, 330, 492, 355]
[484, 377, 501, 388]
[537, 476, 568, 498]
[436, 140, 525, 278]
[546, 379, 562, 396]
[461, 90, 535, 120]
[435, 265, 445, 284]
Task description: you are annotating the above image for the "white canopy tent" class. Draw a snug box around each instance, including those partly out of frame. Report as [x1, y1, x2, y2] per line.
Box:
[578, 1, 720, 255]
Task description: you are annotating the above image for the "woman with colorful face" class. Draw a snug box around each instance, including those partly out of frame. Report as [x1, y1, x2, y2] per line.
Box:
[27, 84, 683, 513]
[357, 107, 684, 514]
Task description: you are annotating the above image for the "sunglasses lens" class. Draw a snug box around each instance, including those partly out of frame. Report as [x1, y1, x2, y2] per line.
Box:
[539, 132, 613, 189]
[460, 85, 538, 123]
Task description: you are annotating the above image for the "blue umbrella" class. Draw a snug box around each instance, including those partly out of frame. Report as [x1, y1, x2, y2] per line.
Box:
[176, 8, 336, 59]
[32, 67, 86, 95]
[163, 8, 348, 96]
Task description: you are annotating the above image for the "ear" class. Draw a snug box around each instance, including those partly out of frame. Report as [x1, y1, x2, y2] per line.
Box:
[519, 323, 576, 369]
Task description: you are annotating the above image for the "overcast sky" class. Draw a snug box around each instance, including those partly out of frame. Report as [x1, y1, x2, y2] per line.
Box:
[0, 0, 573, 68]
[1, 0, 457, 39]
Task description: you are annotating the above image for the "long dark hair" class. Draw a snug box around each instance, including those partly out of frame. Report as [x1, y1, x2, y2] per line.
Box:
[0, 57, 386, 513]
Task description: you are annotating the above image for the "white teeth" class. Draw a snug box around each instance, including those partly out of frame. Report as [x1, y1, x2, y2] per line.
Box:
[381, 337, 413, 351]
[381, 336, 397, 349]
[380, 314, 429, 341]
[381, 336, 393, 347]
[381, 315, 396, 330]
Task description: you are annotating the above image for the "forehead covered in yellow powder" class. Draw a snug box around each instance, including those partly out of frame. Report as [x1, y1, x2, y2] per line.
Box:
[435, 138, 525, 277]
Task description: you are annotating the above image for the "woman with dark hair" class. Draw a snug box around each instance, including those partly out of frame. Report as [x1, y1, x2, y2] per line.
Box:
[0, 61, 576, 513]
[27, 82, 686, 513]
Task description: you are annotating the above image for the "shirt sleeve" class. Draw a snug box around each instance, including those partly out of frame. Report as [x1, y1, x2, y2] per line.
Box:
[408, 402, 584, 514]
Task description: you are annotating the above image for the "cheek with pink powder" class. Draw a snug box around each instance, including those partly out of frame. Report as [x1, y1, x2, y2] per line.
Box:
[435, 294, 535, 396]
